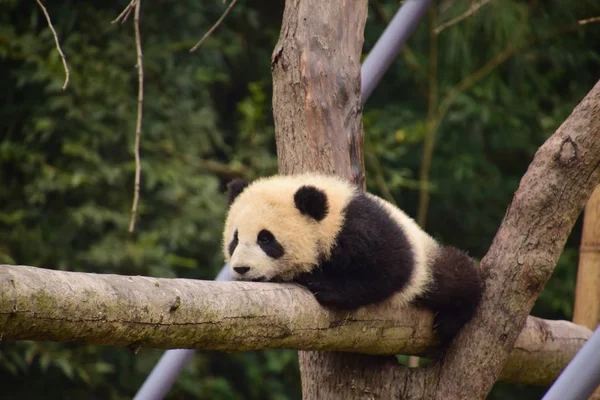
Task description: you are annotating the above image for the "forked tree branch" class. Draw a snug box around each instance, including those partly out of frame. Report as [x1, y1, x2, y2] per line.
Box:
[0, 264, 591, 387]
[426, 79, 600, 399]
[112, 0, 137, 24]
[189, 0, 238, 52]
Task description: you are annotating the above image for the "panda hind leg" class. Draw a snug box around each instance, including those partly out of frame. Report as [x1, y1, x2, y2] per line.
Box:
[415, 245, 483, 345]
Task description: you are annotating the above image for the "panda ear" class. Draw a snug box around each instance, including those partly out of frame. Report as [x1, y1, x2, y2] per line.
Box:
[294, 186, 329, 221]
[226, 179, 249, 206]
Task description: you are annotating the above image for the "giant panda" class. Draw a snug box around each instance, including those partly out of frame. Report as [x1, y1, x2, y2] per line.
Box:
[222, 173, 483, 343]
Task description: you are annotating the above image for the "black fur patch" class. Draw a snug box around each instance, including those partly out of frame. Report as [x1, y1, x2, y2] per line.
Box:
[294, 186, 329, 221]
[293, 193, 414, 309]
[226, 179, 249, 206]
[414, 246, 483, 344]
[257, 229, 284, 259]
[228, 229, 239, 256]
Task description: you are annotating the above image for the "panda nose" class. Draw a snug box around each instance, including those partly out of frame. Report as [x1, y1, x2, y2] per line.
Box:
[234, 266, 250, 275]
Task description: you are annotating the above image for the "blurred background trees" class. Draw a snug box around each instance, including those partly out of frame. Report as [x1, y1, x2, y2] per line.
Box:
[1, 0, 599, 398]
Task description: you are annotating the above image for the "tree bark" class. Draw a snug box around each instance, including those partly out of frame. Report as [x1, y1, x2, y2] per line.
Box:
[271, 0, 367, 188]
[270, 0, 600, 394]
[429, 79, 600, 399]
[271, 0, 375, 398]
[0, 264, 590, 387]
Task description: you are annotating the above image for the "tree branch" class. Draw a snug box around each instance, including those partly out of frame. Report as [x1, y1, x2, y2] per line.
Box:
[0, 264, 590, 386]
[112, 0, 136, 24]
[434, 0, 494, 35]
[428, 79, 600, 399]
[416, 6, 438, 228]
[189, 0, 238, 52]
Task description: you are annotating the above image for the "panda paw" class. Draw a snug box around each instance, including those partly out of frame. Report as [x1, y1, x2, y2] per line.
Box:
[312, 289, 348, 308]
[293, 275, 347, 308]
[305, 283, 356, 310]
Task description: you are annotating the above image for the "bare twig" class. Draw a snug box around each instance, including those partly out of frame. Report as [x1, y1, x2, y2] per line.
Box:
[35, 0, 70, 91]
[189, 0, 238, 52]
[579, 16, 600, 25]
[416, 7, 438, 229]
[128, 0, 143, 233]
[112, 0, 137, 24]
[435, 0, 494, 35]
[370, 0, 390, 25]
[434, 16, 600, 127]
[146, 141, 253, 180]
[410, 15, 600, 230]
[411, 10, 439, 370]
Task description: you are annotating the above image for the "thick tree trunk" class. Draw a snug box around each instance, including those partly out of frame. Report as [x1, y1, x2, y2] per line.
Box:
[271, 0, 375, 398]
[271, 0, 367, 188]
[270, 0, 600, 396]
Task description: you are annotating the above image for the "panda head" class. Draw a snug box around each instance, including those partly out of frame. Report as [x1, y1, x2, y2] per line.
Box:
[222, 174, 355, 282]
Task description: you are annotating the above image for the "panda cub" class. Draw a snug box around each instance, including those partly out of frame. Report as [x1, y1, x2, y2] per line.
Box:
[223, 173, 483, 343]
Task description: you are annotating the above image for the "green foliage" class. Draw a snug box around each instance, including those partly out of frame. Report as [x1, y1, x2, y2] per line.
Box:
[1, 0, 599, 398]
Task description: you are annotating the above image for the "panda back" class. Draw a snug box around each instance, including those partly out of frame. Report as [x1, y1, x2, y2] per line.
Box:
[363, 193, 437, 303]
[315, 192, 435, 307]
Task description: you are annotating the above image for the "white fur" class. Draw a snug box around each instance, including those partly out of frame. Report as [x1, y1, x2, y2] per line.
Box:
[223, 173, 356, 281]
[365, 193, 438, 305]
[223, 173, 438, 305]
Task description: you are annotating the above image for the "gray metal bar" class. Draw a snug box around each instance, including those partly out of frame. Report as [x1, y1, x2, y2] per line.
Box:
[133, 266, 233, 400]
[135, 1, 432, 397]
[542, 324, 600, 400]
[133, 349, 195, 400]
[360, 0, 433, 103]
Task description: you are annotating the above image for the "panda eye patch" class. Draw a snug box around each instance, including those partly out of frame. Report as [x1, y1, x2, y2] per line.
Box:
[228, 229, 239, 256]
[257, 229, 274, 244]
[257, 230, 284, 259]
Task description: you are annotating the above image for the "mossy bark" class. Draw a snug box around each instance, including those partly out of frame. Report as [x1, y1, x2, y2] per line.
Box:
[0, 264, 591, 387]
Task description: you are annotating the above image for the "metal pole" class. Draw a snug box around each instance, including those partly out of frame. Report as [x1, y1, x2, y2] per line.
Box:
[542, 324, 600, 400]
[133, 267, 233, 400]
[361, 0, 433, 103]
[135, 1, 432, 397]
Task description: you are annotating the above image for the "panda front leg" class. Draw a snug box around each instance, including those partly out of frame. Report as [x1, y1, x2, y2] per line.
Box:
[293, 271, 395, 311]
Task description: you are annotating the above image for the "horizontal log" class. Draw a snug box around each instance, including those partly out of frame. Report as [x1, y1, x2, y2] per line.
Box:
[0, 264, 590, 385]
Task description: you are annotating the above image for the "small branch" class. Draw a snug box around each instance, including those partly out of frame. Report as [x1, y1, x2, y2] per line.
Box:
[112, 0, 137, 24]
[364, 150, 396, 204]
[189, 0, 238, 53]
[145, 141, 253, 180]
[416, 7, 438, 228]
[370, 0, 390, 25]
[35, 0, 70, 91]
[579, 16, 600, 25]
[435, 0, 494, 35]
[0, 263, 591, 386]
[435, 42, 517, 128]
[128, 0, 143, 233]
[411, 7, 439, 369]
[434, 16, 600, 127]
